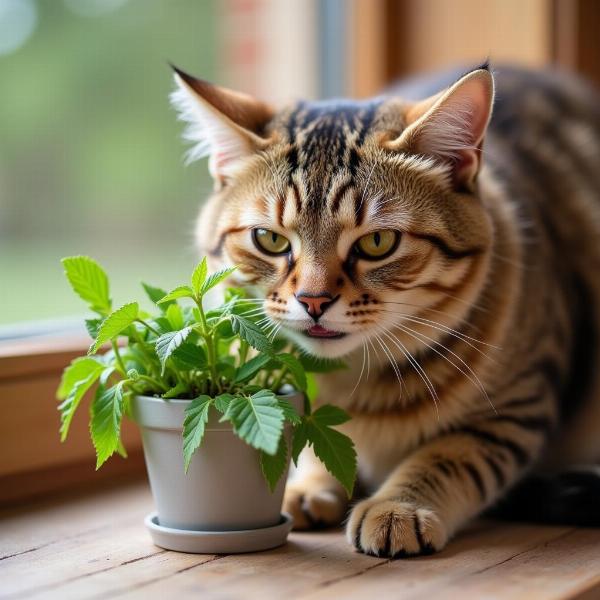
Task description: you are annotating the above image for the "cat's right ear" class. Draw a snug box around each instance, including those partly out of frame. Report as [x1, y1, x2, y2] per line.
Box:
[385, 67, 494, 192]
[170, 65, 275, 188]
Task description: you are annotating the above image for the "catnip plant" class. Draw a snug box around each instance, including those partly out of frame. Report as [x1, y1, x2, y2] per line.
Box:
[57, 256, 357, 494]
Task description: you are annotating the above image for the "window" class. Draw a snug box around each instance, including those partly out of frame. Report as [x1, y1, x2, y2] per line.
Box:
[3, 0, 599, 503]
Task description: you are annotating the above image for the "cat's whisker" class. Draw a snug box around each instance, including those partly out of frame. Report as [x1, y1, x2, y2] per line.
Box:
[378, 300, 485, 332]
[373, 333, 408, 401]
[393, 322, 498, 415]
[378, 308, 500, 353]
[378, 326, 440, 421]
[240, 308, 267, 318]
[270, 322, 282, 341]
[348, 342, 367, 400]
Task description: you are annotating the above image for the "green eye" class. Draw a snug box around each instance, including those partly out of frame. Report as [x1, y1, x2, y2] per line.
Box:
[355, 230, 399, 260]
[252, 228, 291, 255]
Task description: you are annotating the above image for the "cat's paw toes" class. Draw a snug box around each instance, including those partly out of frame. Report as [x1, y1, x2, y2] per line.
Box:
[283, 484, 347, 530]
[346, 499, 448, 557]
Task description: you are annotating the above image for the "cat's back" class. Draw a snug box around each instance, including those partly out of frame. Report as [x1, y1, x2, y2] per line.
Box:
[395, 64, 600, 238]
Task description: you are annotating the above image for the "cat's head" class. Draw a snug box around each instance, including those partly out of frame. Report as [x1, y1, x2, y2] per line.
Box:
[171, 65, 495, 359]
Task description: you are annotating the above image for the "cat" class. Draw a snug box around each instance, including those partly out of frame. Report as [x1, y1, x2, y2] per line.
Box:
[170, 62, 600, 557]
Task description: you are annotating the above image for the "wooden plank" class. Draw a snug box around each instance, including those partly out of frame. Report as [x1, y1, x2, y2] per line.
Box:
[2, 481, 600, 600]
[0, 480, 152, 559]
[386, 0, 552, 81]
[0, 374, 141, 479]
[436, 528, 600, 600]
[0, 335, 88, 375]
[0, 450, 145, 508]
[348, 0, 387, 98]
[109, 523, 579, 600]
[552, 0, 600, 89]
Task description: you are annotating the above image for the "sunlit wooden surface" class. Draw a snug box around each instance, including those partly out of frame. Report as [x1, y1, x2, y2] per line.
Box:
[2, 479, 600, 600]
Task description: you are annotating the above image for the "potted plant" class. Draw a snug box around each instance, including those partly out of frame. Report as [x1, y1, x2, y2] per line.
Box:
[57, 256, 357, 553]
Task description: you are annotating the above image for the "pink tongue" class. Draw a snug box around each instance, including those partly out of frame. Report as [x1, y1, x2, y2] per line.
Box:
[308, 324, 339, 337]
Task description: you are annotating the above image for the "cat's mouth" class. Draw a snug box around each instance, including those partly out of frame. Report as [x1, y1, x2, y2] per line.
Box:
[304, 324, 347, 339]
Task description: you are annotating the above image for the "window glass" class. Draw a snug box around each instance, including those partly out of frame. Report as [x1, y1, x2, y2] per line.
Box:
[0, 0, 217, 324]
[0, 0, 339, 327]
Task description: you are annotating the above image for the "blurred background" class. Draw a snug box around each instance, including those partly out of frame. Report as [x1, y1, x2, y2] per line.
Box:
[2, 0, 600, 329]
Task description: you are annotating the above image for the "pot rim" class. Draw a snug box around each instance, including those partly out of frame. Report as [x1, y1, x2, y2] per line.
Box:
[131, 387, 303, 431]
[135, 386, 301, 404]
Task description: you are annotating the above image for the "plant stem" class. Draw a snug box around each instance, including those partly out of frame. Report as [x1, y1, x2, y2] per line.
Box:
[137, 374, 169, 393]
[239, 339, 249, 365]
[194, 295, 219, 396]
[136, 318, 160, 336]
[270, 366, 288, 394]
[111, 341, 127, 375]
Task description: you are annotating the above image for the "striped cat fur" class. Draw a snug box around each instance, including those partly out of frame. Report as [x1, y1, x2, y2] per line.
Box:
[170, 62, 600, 557]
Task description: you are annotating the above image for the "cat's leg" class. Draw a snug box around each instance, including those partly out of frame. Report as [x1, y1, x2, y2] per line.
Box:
[347, 420, 548, 556]
[284, 447, 349, 529]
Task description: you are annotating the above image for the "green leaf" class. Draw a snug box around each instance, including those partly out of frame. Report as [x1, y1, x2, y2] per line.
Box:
[57, 357, 104, 400]
[88, 302, 139, 354]
[234, 353, 272, 383]
[171, 343, 207, 370]
[277, 397, 302, 425]
[191, 257, 208, 297]
[260, 436, 288, 492]
[117, 438, 128, 458]
[182, 395, 213, 471]
[157, 286, 194, 304]
[230, 314, 272, 353]
[200, 265, 237, 295]
[224, 286, 247, 303]
[224, 390, 284, 454]
[152, 316, 174, 334]
[291, 419, 309, 466]
[304, 406, 356, 496]
[90, 383, 125, 469]
[306, 373, 318, 404]
[165, 303, 184, 330]
[62, 256, 111, 315]
[310, 404, 351, 427]
[299, 354, 347, 373]
[57, 362, 104, 442]
[214, 393, 236, 413]
[142, 282, 175, 311]
[85, 318, 104, 340]
[155, 327, 193, 374]
[276, 353, 307, 391]
[162, 382, 189, 399]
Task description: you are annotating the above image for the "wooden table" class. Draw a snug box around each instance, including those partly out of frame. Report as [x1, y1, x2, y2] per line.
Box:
[2, 479, 600, 599]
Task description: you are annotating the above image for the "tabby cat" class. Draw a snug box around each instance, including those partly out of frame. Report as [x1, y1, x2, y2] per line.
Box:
[170, 62, 600, 557]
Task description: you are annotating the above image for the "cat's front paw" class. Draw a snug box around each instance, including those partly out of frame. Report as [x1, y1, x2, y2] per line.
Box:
[283, 483, 347, 530]
[347, 498, 448, 557]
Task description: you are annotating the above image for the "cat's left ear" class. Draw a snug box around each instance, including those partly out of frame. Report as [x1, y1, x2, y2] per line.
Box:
[386, 66, 494, 191]
[170, 65, 275, 187]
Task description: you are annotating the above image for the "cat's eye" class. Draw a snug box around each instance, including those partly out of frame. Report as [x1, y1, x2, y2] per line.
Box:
[355, 230, 399, 260]
[252, 228, 291, 255]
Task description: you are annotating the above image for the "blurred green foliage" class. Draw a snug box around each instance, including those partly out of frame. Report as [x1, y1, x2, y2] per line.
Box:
[0, 0, 218, 324]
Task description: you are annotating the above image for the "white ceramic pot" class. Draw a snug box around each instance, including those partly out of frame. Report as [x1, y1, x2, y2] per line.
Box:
[131, 391, 303, 533]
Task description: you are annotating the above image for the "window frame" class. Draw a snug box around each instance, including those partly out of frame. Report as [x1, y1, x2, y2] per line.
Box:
[0, 333, 144, 507]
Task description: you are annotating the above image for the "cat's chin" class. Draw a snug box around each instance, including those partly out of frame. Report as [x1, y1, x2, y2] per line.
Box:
[282, 328, 361, 359]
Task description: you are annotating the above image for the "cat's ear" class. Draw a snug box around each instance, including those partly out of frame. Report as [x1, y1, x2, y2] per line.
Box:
[387, 67, 494, 191]
[170, 65, 275, 186]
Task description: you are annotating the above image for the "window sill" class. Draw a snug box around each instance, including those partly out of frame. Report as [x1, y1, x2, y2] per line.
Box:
[0, 328, 143, 507]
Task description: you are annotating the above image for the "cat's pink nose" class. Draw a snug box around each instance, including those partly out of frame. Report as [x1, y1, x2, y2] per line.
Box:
[295, 293, 336, 320]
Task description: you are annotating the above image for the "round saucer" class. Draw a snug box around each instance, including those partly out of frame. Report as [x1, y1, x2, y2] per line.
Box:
[144, 512, 294, 554]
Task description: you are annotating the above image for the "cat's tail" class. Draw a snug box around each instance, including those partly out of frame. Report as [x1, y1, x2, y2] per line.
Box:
[487, 466, 600, 527]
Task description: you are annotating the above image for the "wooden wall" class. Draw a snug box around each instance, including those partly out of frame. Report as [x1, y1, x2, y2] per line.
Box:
[350, 0, 600, 97]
